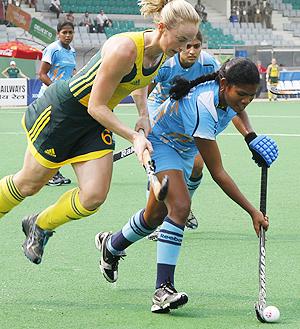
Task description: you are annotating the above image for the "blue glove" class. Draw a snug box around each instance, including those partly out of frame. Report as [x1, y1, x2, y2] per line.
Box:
[245, 132, 279, 167]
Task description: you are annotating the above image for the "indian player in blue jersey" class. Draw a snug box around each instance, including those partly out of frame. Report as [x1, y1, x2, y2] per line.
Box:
[146, 31, 219, 236]
[38, 21, 76, 97]
[38, 21, 76, 186]
[96, 58, 278, 313]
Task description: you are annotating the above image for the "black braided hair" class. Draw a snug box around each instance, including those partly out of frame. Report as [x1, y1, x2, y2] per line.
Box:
[170, 57, 260, 100]
[170, 72, 219, 100]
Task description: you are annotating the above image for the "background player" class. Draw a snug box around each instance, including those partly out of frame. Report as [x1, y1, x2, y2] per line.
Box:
[38, 21, 76, 186]
[146, 30, 219, 237]
[2, 60, 28, 79]
[266, 57, 280, 101]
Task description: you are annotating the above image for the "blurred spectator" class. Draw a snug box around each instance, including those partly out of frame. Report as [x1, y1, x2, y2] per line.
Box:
[230, 1, 240, 24]
[253, 1, 262, 25]
[194, 0, 207, 22]
[261, 0, 267, 28]
[17, 0, 36, 8]
[79, 11, 95, 33]
[49, 0, 62, 19]
[96, 9, 108, 33]
[2, 60, 28, 78]
[266, 58, 280, 101]
[247, 1, 254, 23]
[264, 1, 273, 29]
[256, 60, 267, 98]
[65, 10, 75, 25]
[240, 1, 248, 24]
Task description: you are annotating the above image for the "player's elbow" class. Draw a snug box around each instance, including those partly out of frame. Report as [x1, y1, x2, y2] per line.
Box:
[210, 168, 226, 185]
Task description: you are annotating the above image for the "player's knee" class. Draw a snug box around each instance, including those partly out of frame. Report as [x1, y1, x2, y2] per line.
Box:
[79, 190, 107, 209]
[169, 199, 191, 222]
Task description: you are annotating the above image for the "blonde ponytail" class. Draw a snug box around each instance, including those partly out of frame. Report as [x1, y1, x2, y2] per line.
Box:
[139, 0, 200, 28]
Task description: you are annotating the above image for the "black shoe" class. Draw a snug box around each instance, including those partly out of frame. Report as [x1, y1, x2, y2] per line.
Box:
[95, 231, 126, 283]
[151, 282, 188, 313]
[22, 214, 54, 264]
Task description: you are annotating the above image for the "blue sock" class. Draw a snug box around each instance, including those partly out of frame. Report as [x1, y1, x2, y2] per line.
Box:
[108, 209, 156, 255]
[156, 216, 184, 288]
[187, 173, 203, 198]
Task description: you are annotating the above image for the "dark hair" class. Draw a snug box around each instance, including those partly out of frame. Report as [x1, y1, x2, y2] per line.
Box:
[57, 21, 74, 32]
[170, 57, 260, 100]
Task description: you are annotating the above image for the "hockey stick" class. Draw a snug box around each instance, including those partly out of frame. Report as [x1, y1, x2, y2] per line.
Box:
[254, 165, 268, 322]
[139, 130, 169, 201]
[113, 146, 134, 162]
[268, 86, 300, 96]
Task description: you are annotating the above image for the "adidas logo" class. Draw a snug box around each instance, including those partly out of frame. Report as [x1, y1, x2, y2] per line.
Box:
[44, 148, 56, 157]
[131, 79, 140, 86]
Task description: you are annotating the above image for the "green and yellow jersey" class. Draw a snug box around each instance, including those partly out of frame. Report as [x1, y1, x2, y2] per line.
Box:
[69, 30, 166, 110]
[23, 30, 167, 168]
[267, 64, 280, 84]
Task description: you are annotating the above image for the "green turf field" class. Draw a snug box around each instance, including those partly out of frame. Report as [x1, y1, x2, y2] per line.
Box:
[0, 101, 299, 329]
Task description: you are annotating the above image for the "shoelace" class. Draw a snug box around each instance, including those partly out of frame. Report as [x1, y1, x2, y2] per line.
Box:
[111, 254, 126, 270]
[161, 281, 177, 294]
[31, 226, 53, 247]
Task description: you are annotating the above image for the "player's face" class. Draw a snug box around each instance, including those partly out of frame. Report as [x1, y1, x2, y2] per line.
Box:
[159, 22, 198, 57]
[58, 26, 74, 46]
[224, 83, 258, 113]
[179, 39, 201, 68]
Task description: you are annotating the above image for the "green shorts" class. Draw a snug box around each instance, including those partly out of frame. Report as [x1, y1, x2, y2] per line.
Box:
[269, 77, 278, 84]
[23, 80, 115, 168]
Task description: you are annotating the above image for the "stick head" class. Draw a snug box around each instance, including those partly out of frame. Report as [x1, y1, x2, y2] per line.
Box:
[255, 303, 266, 323]
[157, 175, 169, 201]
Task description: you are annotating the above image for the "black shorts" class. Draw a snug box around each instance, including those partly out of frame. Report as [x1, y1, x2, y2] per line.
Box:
[23, 80, 115, 168]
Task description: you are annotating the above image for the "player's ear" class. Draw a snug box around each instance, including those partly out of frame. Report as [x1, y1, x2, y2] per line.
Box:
[157, 22, 166, 33]
[219, 77, 227, 93]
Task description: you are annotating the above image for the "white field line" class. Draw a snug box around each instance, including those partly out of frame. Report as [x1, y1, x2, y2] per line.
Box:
[1, 110, 300, 119]
[0, 131, 300, 137]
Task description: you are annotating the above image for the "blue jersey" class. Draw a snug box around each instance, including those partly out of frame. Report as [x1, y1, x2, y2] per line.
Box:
[38, 40, 76, 96]
[150, 80, 237, 156]
[148, 50, 219, 122]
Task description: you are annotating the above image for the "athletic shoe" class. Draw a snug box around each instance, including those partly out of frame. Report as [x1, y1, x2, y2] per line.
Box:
[95, 231, 126, 283]
[147, 226, 160, 241]
[56, 171, 71, 185]
[185, 210, 198, 230]
[151, 281, 188, 313]
[22, 214, 54, 264]
[46, 173, 64, 186]
[46, 171, 71, 186]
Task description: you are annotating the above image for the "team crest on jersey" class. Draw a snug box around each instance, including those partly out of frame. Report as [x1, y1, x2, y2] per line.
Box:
[131, 79, 140, 86]
[44, 148, 56, 157]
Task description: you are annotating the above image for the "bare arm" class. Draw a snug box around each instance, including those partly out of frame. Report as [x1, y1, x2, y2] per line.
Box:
[2, 68, 8, 78]
[131, 87, 151, 135]
[194, 137, 268, 235]
[87, 37, 152, 162]
[38, 62, 52, 86]
[19, 70, 28, 79]
[147, 81, 157, 96]
[232, 111, 254, 137]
